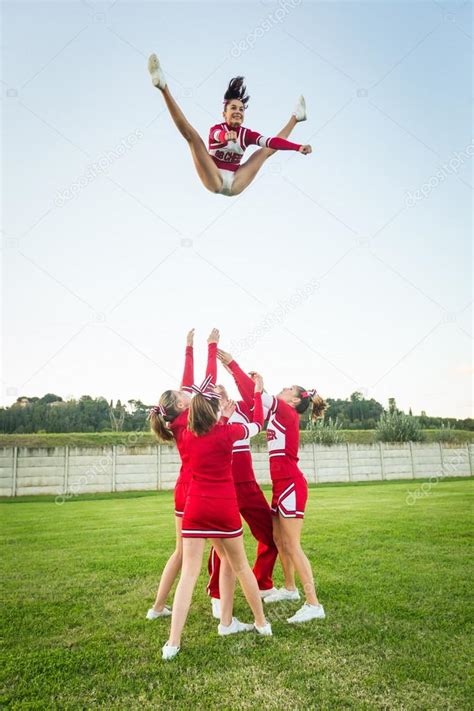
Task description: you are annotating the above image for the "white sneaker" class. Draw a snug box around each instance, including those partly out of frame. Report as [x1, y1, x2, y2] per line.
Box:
[146, 606, 172, 620]
[211, 597, 221, 620]
[293, 95, 307, 122]
[148, 53, 167, 90]
[218, 617, 255, 636]
[254, 622, 273, 636]
[259, 587, 279, 599]
[287, 603, 326, 624]
[162, 642, 180, 660]
[263, 587, 300, 604]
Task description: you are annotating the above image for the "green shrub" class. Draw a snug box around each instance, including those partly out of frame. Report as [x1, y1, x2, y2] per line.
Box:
[375, 411, 425, 443]
[433, 424, 458, 443]
[307, 417, 346, 445]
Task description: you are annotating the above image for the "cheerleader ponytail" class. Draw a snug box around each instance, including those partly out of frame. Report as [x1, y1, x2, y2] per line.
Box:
[148, 390, 180, 443]
[294, 387, 327, 421]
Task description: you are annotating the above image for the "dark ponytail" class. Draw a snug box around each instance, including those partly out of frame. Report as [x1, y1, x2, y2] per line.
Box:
[224, 76, 249, 108]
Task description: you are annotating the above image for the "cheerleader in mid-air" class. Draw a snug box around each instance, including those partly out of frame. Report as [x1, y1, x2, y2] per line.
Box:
[147, 54, 311, 197]
[162, 373, 272, 660]
[146, 328, 219, 620]
[217, 349, 326, 624]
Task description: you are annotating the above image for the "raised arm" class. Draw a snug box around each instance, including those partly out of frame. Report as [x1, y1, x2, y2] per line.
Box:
[206, 328, 220, 383]
[180, 329, 195, 389]
[218, 349, 254, 407]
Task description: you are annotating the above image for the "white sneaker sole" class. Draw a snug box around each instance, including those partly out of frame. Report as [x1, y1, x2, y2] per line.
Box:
[148, 53, 166, 89]
[293, 95, 307, 122]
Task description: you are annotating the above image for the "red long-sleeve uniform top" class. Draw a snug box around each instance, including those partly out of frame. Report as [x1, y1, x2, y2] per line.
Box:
[169, 343, 217, 485]
[183, 392, 263, 498]
[226, 399, 255, 484]
[227, 359, 302, 481]
[208, 123, 302, 172]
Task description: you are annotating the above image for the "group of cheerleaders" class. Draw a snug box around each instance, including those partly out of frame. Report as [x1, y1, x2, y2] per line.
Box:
[146, 55, 320, 659]
[147, 329, 326, 660]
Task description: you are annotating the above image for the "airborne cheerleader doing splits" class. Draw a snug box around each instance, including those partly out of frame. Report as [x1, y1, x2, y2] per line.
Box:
[148, 53, 311, 197]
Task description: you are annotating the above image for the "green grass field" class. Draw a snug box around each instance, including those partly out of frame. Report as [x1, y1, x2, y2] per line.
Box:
[1, 429, 473, 448]
[2, 479, 473, 709]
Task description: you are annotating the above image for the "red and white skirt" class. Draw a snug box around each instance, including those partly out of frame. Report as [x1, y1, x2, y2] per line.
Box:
[271, 476, 308, 519]
[181, 494, 243, 538]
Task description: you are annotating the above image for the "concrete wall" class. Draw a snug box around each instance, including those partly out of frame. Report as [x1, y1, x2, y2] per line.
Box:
[0, 442, 472, 498]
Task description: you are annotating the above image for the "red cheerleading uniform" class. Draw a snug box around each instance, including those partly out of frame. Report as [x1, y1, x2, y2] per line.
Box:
[228, 360, 308, 519]
[206, 393, 278, 596]
[181, 392, 264, 538]
[208, 123, 302, 172]
[265, 395, 308, 519]
[169, 342, 217, 517]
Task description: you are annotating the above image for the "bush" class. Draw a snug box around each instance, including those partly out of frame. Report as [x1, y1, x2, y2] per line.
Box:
[375, 411, 425, 443]
[307, 417, 346, 445]
[433, 424, 458, 443]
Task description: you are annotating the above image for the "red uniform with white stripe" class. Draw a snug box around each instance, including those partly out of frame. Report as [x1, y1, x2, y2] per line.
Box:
[170, 343, 217, 517]
[265, 394, 308, 519]
[206, 390, 278, 596]
[208, 123, 302, 172]
[181, 392, 264, 538]
[227, 361, 308, 519]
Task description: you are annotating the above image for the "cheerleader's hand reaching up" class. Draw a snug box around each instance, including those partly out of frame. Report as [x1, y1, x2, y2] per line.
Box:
[251, 372, 264, 392]
[222, 399, 236, 419]
[186, 328, 195, 346]
[208, 328, 220, 345]
[217, 348, 232, 364]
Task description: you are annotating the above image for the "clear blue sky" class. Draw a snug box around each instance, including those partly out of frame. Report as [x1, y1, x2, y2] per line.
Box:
[2, 0, 472, 417]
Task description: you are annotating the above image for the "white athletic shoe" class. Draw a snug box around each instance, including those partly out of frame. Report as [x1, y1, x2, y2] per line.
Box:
[148, 53, 167, 90]
[218, 617, 255, 636]
[254, 622, 273, 636]
[211, 597, 221, 620]
[146, 606, 172, 620]
[263, 587, 301, 604]
[287, 603, 326, 624]
[162, 642, 180, 660]
[259, 587, 279, 599]
[293, 95, 307, 122]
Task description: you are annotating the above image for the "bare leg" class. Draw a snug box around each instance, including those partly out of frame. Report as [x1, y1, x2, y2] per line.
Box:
[220, 537, 267, 627]
[231, 115, 298, 195]
[212, 540, 235, 626]
[272, 516, 297, 591]
[158, 86, 223, 193]
[279, 517, 319, 605]
[168, 538, 205, 647]
[152, 516, 183, 611]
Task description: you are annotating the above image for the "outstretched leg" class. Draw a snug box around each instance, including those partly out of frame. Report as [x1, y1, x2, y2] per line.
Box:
[230, 114, 299, 196]
[149, 54, 223, 193]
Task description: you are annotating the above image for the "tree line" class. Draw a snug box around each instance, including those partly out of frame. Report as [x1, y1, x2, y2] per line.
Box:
[0, 392, 472, 434]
